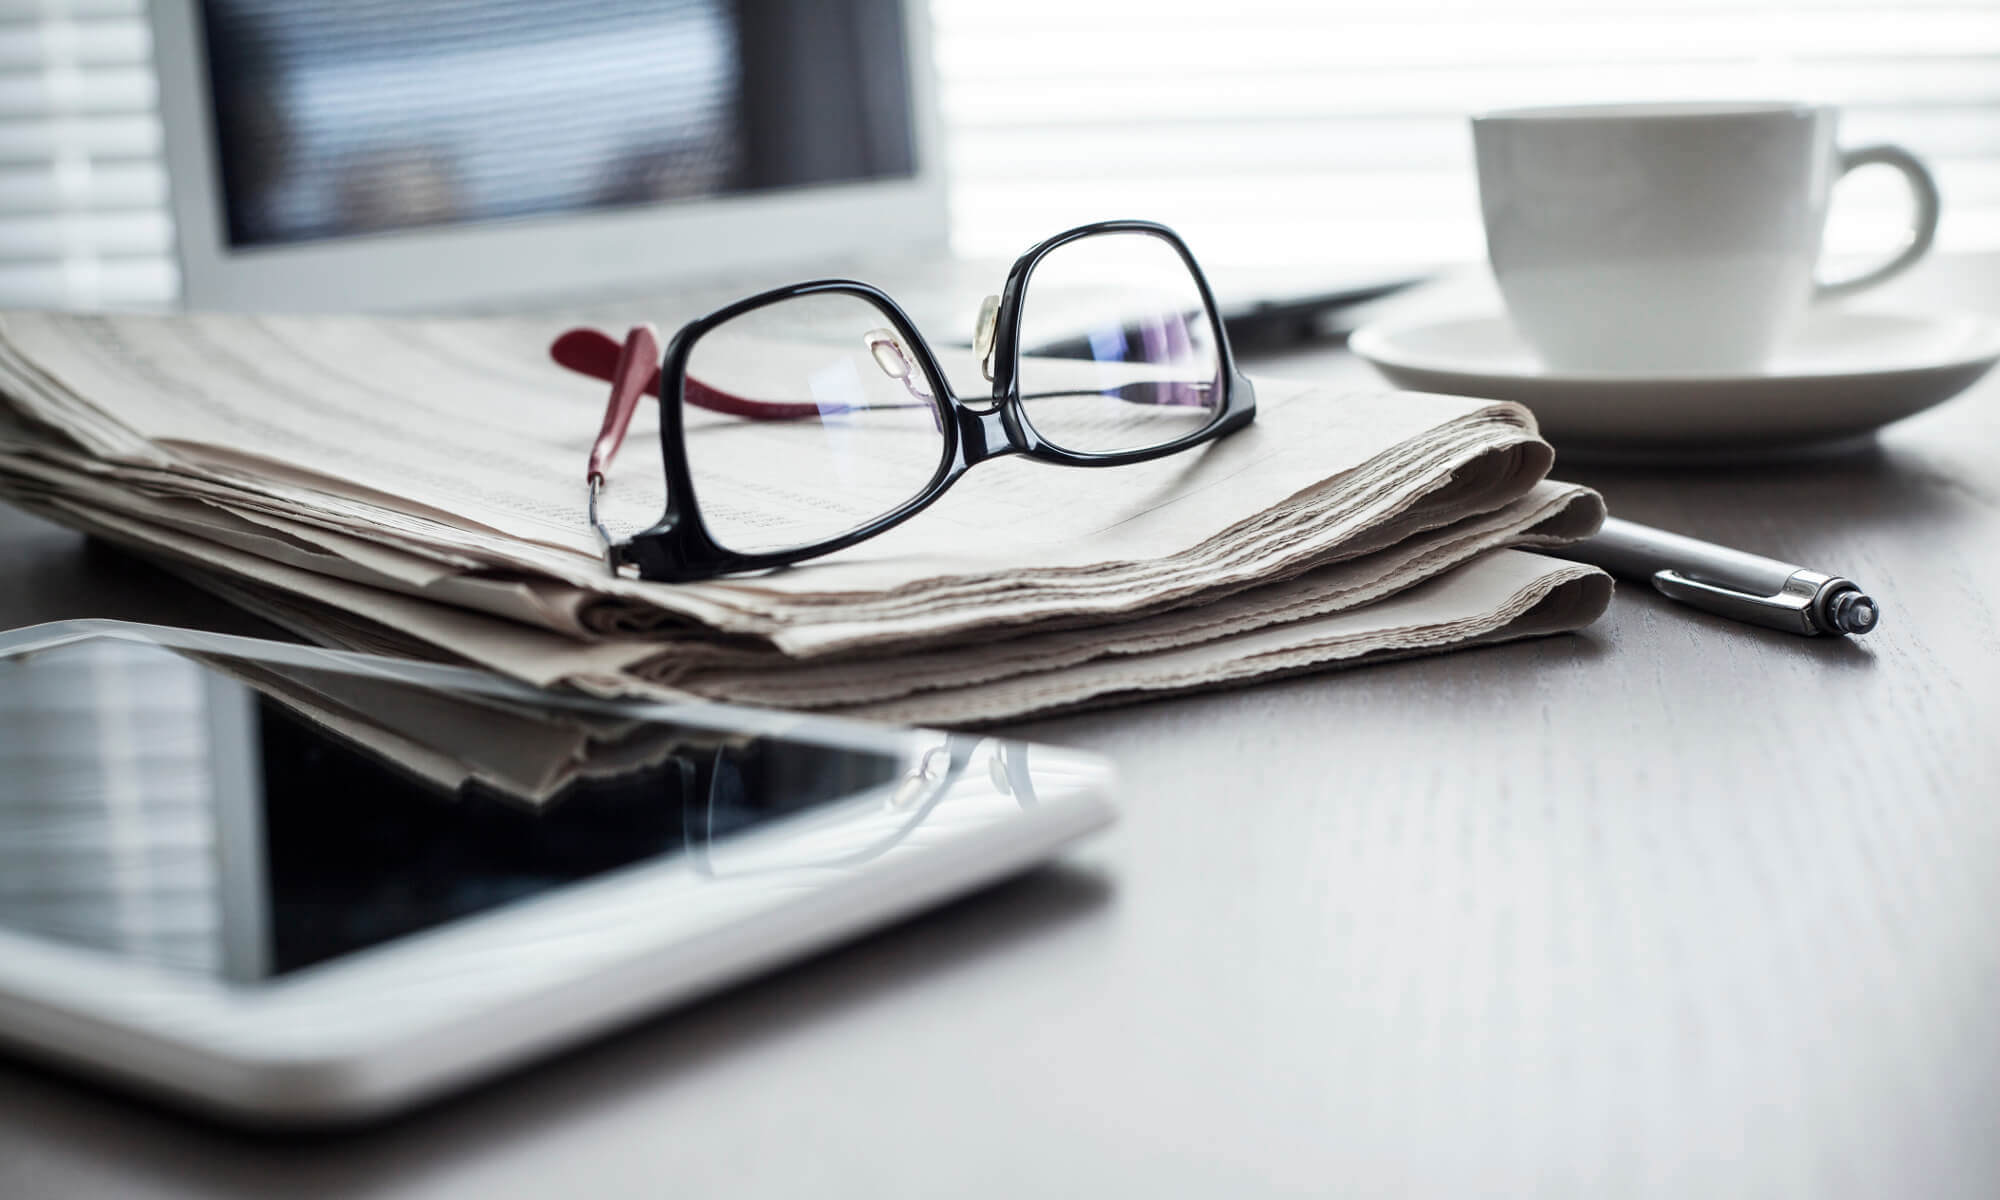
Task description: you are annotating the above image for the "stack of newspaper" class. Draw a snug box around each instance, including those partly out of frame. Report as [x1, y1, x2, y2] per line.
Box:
[0, 310, 1610, 724]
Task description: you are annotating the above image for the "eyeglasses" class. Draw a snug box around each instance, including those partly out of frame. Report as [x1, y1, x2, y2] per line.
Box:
[550, 219, 1256, 582]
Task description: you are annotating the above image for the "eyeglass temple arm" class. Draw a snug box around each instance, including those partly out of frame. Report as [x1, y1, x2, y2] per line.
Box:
[586, 324, 660, 485]
[551, 327, 834, 424]
[552, 325, 1211, 431]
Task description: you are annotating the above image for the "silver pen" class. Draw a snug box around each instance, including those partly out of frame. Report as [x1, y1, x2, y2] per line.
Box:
[1550, 516, 1881, 637]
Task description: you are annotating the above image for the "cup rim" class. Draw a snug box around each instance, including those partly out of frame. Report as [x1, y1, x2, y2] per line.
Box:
[1472, 100, 1821, 124]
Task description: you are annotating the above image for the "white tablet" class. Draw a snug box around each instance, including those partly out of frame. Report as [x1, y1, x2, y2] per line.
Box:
[0, 621, 1113, 1127]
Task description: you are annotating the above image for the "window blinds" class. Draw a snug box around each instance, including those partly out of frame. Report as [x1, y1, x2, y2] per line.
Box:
[0, 1, 1992, 308]
[0, 0, 175, 308]
[932, 0, 2000, 268]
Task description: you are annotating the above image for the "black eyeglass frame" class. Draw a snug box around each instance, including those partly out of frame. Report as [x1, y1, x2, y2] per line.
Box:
[610, 219, 1257, 582]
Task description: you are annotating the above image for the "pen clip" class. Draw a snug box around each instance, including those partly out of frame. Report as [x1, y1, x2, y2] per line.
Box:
[1651, 569, 1824, 636]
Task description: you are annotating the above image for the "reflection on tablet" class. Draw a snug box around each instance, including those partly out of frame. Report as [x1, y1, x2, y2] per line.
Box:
[0, 638, 996, 983]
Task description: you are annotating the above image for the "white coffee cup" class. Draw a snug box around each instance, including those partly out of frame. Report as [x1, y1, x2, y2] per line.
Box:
[1471, 101, 1940, 374]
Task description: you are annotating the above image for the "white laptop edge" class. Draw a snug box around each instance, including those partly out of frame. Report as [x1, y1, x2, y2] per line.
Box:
[149, 0, 952, 313]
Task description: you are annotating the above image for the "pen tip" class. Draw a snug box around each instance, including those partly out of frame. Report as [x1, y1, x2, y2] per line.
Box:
[1828, 590, 1880, 635]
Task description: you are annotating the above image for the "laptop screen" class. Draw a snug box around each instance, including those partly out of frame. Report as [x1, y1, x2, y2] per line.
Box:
[199, 0, 917, 250]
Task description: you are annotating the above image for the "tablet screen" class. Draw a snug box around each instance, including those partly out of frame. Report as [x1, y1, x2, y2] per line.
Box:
[0, 637, 970, 983]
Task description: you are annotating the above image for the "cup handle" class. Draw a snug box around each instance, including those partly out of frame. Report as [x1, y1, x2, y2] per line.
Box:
[1814, 143, 1940, 300]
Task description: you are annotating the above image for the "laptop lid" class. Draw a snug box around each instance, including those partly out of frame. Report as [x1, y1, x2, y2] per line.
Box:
[151, 0, 948, 313]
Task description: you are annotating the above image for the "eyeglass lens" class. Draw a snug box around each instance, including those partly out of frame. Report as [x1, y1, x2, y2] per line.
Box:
[680, 292, 951, 556]
[1013, 230, 1223, 455]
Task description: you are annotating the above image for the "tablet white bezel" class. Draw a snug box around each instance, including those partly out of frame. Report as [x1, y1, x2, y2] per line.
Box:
[0, 622, 1114, 1125]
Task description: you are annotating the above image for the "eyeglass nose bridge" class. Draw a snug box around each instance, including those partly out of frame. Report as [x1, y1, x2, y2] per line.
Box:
[955, 398, 1021, 466]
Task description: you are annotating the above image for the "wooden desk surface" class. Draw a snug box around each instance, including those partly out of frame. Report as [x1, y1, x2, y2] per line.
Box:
[2, 258, 1996, 1199]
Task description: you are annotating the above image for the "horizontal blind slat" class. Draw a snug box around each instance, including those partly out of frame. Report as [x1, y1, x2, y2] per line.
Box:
[0, 0, 143, 19]
[0, 158, 163, 210]
[954, 159, 2000, 211]
[0, 64, 151, 116]
[932, 0, 1999, 24]
[942, 59, 2000, 101]
[0, 112, 158, 160]
[950, 114, 2000, 177]
[0, 208, 169, 258]
[0, 259, 176, 308]
[939, 19, 2000, 70]
[945, 89, 2000, 128]
[0, 19, 147, 68]
[951, 111, 2000, 176]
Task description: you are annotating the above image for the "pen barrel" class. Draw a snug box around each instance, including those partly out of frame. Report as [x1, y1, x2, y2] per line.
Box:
[1574, 516, 1802, 595]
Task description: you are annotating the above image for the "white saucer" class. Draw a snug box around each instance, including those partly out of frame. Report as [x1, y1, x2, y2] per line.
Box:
[1349, 308, 2000, 459]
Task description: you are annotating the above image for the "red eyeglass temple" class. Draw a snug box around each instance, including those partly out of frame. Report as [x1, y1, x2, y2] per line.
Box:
[552, 325, 835, 481]
[553, 325, 845, 483]
[582, 325, 657, 484]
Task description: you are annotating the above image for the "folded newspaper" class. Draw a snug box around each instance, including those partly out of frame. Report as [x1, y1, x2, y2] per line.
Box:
[0, 311, 1610, 723]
